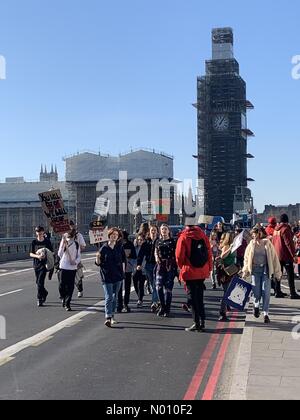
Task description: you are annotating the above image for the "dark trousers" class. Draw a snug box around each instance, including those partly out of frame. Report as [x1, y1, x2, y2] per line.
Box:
[281, 261, 297, 295]
[35, 268, 48, 303]
[185, 280, 206, 326]
[156, 269, 175, 312]
[59, 269, 76, 308]
[220, 282, 231, 315]
[133, 271, 146, 302]
[117, 272, 133, 309]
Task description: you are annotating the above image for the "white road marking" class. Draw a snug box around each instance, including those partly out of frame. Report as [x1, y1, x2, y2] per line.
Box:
[0, 300, 104, 367]
[0, 268, 32, 278]
[0, 289, 23, 298]
[0, 255, 96, 278]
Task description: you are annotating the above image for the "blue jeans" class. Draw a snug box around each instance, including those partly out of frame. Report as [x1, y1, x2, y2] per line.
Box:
[102, 281, 122, 319]
[145, 263, 159, 304]
[252, 267, 271, 313]
[156, 269, 175, 311]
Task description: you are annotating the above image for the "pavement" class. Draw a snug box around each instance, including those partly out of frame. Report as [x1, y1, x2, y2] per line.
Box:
[230, 283, 300, 400]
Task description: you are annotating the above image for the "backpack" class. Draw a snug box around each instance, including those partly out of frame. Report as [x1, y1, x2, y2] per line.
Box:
[189, 239, 208, 268]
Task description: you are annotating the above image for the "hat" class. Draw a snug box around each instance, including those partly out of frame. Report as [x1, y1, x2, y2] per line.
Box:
[268, 217, 277, 226]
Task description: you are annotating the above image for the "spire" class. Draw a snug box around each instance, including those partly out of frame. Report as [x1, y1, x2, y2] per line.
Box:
[45, 165, 48, 174]
[40, 164, 44, 174]
[55, 165, 58, 174]
[51, 164, 54, 173]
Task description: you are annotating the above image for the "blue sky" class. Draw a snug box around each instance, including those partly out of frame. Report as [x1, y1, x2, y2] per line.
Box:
[0, 0, 299, 212]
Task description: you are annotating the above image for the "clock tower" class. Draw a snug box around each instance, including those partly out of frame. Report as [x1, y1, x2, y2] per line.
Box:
[195, 28, 254, 222]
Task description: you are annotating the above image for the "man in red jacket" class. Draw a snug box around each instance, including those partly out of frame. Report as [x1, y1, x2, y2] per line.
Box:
[273, 214, 300, 299]
[176, 220, 212, 332]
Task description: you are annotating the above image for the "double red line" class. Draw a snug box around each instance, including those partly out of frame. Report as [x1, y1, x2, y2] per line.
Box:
[183, 313, 238, 401]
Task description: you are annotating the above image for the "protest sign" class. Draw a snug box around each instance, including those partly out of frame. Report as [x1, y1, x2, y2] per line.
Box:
[89, 227, 108, 245]
[94, 197, 110, 217]
[38, 189, 70, 234]
[231, 231, 244, 253]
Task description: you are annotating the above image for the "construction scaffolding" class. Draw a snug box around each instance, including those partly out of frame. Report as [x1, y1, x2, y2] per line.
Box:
[196, 28, 254, 221]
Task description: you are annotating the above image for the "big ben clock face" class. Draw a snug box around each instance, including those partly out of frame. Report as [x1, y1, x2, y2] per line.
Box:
[213, 114, 229, 131]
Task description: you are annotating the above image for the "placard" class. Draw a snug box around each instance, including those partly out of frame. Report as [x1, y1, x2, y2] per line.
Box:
[38, 189, 70, 234]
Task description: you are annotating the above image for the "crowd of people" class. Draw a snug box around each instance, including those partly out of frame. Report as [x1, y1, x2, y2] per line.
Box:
[29, 214, 300, 332]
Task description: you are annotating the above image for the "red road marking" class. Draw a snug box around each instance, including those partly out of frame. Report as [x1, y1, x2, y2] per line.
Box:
[202, 314, 238, 400]
[183, 322, 224, 401]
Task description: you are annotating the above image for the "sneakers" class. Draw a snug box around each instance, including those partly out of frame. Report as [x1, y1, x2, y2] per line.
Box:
[264, 315, 271, 324]
[104, 318, 112, 328]
[137, 301, 143, 308]
[157, 308, 165, 317]
[65, 307, 72, 312]
[77, 292, 83, 298]
[254, 307, 260, 319]
[290, 294, 300, 300]
[122, 306, 131, 313]
[151, 303, 158, 313]
[37, 301, 44, 307]
[111, 318, 118, 325]
[185, 323, 201, 332]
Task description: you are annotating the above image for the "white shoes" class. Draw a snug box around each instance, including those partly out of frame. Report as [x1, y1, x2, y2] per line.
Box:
[78, 292, 83, 298]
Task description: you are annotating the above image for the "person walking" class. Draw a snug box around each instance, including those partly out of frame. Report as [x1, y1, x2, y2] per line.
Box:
[216, 232, 237, 322]
[30, 226, 53, 307]
[155, 224, 177, 317]
[96, 228, 126, 327]
[209, 230, 219, 289]
[137, 225, 160, 312]
[265, 217, 286, 298]
[273, 214, 300, 299]
[57, 229, 81, 311]
[133, 234, 147, 308]
[68, 221, 86, 298]
[243, 225, 282, 323]
[117, 231, 137, 313]
[176, 220, 212, 332]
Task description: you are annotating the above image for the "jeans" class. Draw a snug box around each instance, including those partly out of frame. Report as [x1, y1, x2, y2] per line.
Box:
[117, 272, 132, 309]
[103, 281, 122, 319]
[156, 269, 175, 312]
[145, 263, 159, 304]
[185, 280, 206, 325]
[59, 269, 77, 308]
[35, 267, 48, 303]
[252, 266, 271, 313]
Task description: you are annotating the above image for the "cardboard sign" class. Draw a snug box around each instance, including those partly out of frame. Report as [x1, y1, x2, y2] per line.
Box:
[94, 197, 110, 217]
[224, 277, 252, 312]
[89, 227, 109, 245]
[38, 189, 70, 234]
